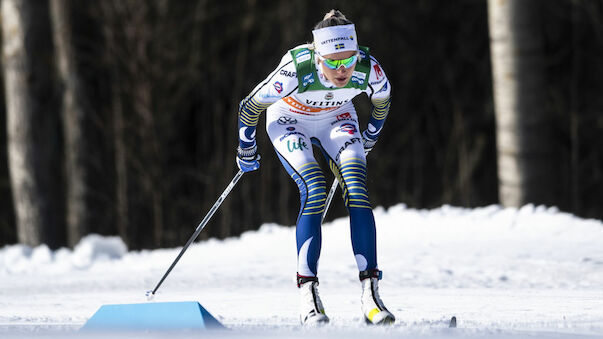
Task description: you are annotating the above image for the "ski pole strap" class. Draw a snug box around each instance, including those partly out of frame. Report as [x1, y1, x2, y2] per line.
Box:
[359, 269, 382, 281]
[297, 274, 319, 288]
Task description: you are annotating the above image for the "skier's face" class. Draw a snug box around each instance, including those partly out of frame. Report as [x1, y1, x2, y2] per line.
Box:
[318, 50, 357, 88]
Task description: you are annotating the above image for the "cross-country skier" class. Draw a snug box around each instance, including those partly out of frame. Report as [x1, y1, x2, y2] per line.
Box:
[236, 9, 394, 326]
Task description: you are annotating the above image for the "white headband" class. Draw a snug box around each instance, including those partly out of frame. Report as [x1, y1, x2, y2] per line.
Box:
[312, 24, 358, 56]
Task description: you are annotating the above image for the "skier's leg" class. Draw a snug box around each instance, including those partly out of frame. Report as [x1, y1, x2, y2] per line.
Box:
[266, 107, 329, 325]
[314, 109, 377, 272]
[276, 153, 330, 325]
[274, 151, 326, 277]
[316, 108, 395, 325]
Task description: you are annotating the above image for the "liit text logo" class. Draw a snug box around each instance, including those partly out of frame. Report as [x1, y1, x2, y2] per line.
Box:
[287, 137, 309, 152]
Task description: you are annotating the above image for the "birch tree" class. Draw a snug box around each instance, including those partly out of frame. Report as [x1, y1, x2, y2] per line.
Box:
[50, 0, 90, 247]
[488, 0, 557, 207]
[1, 0, 64, 247]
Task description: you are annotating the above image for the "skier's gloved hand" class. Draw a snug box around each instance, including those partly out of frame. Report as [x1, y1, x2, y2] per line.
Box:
[236, 144, 260, 172]
[361, 130, 377, 154]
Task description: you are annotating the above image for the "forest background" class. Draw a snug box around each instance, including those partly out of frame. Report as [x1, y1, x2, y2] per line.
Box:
[1, 0, 602, 250]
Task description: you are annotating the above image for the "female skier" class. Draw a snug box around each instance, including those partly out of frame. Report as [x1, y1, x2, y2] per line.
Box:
[235, 10, 394, 326]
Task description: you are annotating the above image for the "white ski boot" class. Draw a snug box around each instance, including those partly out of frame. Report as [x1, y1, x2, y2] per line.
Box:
[298, 275, 329, 326]
[360, 269, 395, 325]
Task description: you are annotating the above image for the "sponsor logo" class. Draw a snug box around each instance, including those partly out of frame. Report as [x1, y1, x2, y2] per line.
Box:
[373, 65, 384, 79]
[273, 81, 283, 93]
[325, 92, 334, 100]
[337, 123, 357, 135]
[359, 49, 367, 60]
[259, 93, 282, 100]
[287, 137, 309, 152]
[280, 70, 296, 77]
[277, 116, 297, 125]
[369, 65, 385, 86]
[295, 50, 311, 63]
[334, 43, 345, 50]
[305, 99, 348, 107]
[351, 71, 366, 85]
[375, 81, 389, 94]
[302, 73, 315, 87]
[289, 108, 311, 115]
[279, 127, 306, 142]
[337, 112, 352, 120]
[330, 112, 357, 126]
[279, 132, 305, 142]
[353, 71, 366, 80]
[321, 36, 352, 44]
[335, 137, 361, 161]
[370, 80, 385, 86]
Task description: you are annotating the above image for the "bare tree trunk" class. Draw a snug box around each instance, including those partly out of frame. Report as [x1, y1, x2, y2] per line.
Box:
[488, 0, 557, 207]
[1, 0, 64, 247]
[97, 0, 165, 248]
[98, 1, 129, 244]
[50, 0, 89, 247]
[112, 73, 129, 245]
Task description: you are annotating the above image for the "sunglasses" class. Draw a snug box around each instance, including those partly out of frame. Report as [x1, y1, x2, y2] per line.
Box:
[318, 53, 359, 70]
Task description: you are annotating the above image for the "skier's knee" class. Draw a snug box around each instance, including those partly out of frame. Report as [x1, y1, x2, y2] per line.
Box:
[296, 162, 327, 216]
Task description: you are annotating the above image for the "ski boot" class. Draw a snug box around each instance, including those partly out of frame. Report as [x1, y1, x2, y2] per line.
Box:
[298, 274, 329, 326]
[360, 269, 395, 325]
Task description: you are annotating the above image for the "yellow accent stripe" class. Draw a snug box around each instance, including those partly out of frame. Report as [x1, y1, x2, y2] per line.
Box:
[368, 308, 380, 322]
[239, 114, 259, 126]
[341, 158, 365, 164]
[342, 174, 365, 179]
[304, 203, 326, 210]
[307, 194, 327, 200]
[371, 96, 390, 104]
[302, 210, 326, 216]
[299, 163, 321, 173]
[349, 204, 372, 209]
[303, 169, 322, 176]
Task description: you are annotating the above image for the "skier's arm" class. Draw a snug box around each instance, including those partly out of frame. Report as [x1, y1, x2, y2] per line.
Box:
[236, 53, 298, 172]
[238, 54, 298, 149]
[362, 57, 391, 152]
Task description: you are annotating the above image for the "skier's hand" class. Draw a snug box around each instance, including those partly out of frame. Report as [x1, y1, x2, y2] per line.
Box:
[361, 130, 377, 154]
[236, 144, 260, 172]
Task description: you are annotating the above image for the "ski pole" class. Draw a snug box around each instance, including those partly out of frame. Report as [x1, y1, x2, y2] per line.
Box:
[321, 179, 339, 223]
[146, 169, 245, 300]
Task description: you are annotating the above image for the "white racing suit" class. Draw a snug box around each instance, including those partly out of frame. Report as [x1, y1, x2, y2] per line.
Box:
[238, 44, 391, 278]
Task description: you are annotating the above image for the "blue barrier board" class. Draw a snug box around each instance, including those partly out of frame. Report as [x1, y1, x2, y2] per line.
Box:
[81, 301, 225, 331]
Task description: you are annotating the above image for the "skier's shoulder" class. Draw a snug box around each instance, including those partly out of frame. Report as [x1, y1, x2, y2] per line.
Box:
[273, 44, 312, 74]
[269, 44, 314, 88]
[367, 54, 388, 90]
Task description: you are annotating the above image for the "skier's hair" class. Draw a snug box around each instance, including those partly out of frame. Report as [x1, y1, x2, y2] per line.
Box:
[314, 9, 353, 30]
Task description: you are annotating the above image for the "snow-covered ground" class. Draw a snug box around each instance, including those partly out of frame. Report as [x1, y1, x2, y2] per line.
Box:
[1, 203, 603, 338]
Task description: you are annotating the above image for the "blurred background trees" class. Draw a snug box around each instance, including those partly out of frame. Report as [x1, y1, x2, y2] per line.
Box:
[0, 0, 602, 250]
